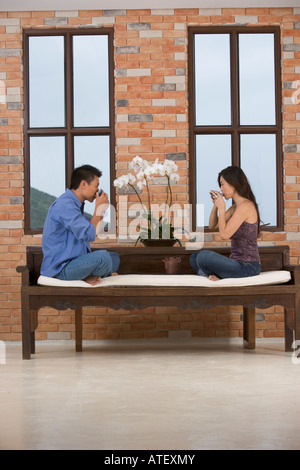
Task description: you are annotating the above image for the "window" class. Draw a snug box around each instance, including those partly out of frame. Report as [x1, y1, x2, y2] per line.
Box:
[23, 28, 115, 233]
[188, 26, 282, 230]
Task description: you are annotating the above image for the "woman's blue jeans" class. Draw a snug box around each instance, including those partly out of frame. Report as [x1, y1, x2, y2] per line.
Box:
[55, 250, 120, 281]
[190, 250, 261, 279]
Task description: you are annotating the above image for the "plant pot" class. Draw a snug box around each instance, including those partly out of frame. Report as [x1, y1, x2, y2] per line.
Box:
[163, 257, 181, 274]
[141, 238, 178, 247]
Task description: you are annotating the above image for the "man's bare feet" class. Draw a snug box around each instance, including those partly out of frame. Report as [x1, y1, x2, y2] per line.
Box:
[209, 275, 220, 281]
[84, 276, 102, 286]
[112, 272, 118, 276]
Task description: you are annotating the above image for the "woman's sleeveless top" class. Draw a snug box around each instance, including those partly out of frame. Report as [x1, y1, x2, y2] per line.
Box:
[230, 221, 260, 263]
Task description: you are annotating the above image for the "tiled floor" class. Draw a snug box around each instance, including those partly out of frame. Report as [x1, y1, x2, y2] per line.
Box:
[1, 338, 299, 450]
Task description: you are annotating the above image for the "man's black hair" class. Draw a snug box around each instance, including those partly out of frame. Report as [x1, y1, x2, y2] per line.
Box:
[69, 165, 102, 190]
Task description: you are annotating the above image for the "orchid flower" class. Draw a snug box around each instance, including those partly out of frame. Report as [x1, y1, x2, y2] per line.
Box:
[113, 156, 181, 244]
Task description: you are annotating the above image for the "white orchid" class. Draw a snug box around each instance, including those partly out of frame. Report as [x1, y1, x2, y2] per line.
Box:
[113, 156, 181, 245]
[169, 172, 180, 183]
[127, 156, 179, 181]
[162, 159, 178, 176]
[153, 161, 165, 176]
[136, 180, 146, 191]
[135, 162, 157, 183]
[114, 157, 180, 190]
[148, 159, 179, 178]
[136, 170, 145, 181]
[129, 156, 149, 173]
[144, 164, 157, 179]
[113, 173, 136, 189]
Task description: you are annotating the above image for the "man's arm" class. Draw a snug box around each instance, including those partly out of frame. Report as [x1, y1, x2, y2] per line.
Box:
[90, 192, 109, 236]
[56, 200, 95, 242]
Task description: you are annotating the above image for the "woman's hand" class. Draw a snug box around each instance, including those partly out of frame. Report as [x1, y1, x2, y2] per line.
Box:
[210, 190, 225, 212]
[209, 190, 217, 204]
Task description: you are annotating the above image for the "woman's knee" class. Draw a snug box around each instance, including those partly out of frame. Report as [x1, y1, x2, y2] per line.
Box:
[190, 250, 214, 275]
[196, 250, 214, 267]
[190, 252, 198, 271]
[190, 250, 209, 265]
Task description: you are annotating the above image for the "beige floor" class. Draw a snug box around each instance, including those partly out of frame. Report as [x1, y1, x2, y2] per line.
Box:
[1, 337, 300, 450]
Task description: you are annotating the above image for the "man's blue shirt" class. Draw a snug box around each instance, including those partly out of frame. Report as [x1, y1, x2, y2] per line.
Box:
[41, 189, 95, 277]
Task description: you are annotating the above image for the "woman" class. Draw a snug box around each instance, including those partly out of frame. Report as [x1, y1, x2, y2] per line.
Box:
[190, 166, 261, 281]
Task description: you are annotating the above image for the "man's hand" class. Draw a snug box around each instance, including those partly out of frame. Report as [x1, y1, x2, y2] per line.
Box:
[90, 192, 109, 235]
[95, 191, 109, 217]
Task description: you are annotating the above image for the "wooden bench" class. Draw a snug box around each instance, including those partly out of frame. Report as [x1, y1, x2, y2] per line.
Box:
[17, 245, 300, 359]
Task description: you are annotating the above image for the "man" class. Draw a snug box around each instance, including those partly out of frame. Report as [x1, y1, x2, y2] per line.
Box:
[40, 165, 120, 285]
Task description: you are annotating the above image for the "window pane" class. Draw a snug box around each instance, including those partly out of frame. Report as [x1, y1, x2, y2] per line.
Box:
[240, 134, 276, 226]
[239, 34, 276, 125]
[74, 135, 110, 220]
[29, 36, 65, 128]
[195, 34, 231, 126]
[196, 135, 232, 226]
[30, 136, 66, 229]
[73, 35, 109, 127]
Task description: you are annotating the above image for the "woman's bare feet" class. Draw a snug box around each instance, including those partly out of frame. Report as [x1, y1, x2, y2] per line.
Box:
[84, 276, 102, 286]
[209, 275, 220, 281]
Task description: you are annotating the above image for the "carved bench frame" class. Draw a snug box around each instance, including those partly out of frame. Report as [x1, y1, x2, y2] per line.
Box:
[17, 245, 300, 359]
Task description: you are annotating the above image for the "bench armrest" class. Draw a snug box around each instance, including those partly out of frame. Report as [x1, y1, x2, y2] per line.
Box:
[284, 264, 300, 284]
[16, 265, 30, 286]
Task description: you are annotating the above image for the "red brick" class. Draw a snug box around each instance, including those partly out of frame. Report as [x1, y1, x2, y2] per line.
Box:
[0, 7, 299, 342]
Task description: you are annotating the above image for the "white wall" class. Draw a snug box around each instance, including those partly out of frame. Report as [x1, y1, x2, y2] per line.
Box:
[1, 0, 299, 12]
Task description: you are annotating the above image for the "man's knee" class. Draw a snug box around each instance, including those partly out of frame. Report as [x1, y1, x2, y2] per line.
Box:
[93, 250, 112, 268]
[91, 250, 120, 276]
[110, 252, 120, 272]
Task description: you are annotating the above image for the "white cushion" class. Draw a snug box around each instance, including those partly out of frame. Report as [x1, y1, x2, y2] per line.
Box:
[37, 271, 291, 288]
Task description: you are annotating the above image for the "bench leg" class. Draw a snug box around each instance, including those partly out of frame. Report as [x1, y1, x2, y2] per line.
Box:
[75, 308, 83, 352]
[295, 291, 300, 347]
[30, 309, 38, 355]
[31, 331, 35, 354]
[284, 308, 294, 352]
[22, 293, 31, 360]
[286, 293, 300, 352]
[243, 307, 255, 350]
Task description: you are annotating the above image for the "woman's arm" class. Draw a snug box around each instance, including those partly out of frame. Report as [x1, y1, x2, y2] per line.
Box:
[208, 204, 219, 230]
[217, 200, 253, 240]
[209, 191, 234, 231]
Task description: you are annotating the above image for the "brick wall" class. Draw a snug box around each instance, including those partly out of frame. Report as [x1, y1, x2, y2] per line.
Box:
[0, 7, 300, 342]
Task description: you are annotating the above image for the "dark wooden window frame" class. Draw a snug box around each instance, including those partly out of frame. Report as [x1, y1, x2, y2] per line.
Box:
[23, 27, 115, 235]
[188, 25, 283, 232]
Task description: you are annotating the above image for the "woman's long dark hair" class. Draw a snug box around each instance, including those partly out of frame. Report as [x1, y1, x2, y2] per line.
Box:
[218, 166, 261, 236]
